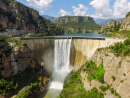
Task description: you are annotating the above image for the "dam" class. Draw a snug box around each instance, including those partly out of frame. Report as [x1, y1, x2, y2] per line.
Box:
[21, 37, 125, 72]
[21, 36, 125, 98]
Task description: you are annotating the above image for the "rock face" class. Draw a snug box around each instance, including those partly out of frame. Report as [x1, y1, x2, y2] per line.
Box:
[53, 16, 94, 23]
[0, 0, 64, 37]
[0, 41, 38, 77]
[99, 12, 130, 34]
[90, 49, 130, 98]
[120, 15, 130, 31]
[99, 20, 123, 34]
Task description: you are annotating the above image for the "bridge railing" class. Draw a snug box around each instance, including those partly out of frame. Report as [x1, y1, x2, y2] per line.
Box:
[20, 36, 106, 40]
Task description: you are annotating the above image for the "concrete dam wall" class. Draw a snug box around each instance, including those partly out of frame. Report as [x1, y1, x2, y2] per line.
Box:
[21, 37, 125, 72]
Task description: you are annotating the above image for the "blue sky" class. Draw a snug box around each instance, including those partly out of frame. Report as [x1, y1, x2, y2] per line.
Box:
[16, 0, 130, 19]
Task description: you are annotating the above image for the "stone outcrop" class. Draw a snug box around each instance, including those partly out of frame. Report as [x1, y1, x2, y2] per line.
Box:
[0, 0, 64, 37]
[99, 12, 130, 34]
[53, 16, 94, 23]
[120, 15, 130, 31]
[0, 41, 38, 77]
[99, 20, 123, 34]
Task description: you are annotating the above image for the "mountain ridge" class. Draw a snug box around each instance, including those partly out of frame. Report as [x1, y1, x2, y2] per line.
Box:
[42, 15, 55, 22]
[53, 16, 101, 33]
[95, 18, 124, 25]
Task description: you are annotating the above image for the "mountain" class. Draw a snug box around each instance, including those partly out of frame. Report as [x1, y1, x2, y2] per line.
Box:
[53, 16, 101, 33]
[0, 0, 63, 37]
[42, 15, 55, 21]
[95, 18, 124, 25]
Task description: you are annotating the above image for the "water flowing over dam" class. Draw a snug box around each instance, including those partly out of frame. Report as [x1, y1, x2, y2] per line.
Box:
[46, 39, 73, 98]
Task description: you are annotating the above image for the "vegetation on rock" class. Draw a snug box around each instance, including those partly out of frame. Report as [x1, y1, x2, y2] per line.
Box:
[0, 67, 33, 96]
[53, 16, 101, 33]
[99, 12, 130, 37]
[56, 21, 101, 33]
[83, 61, 105, 83]
[109, 30, 130, 38]
[0, 35, 5, 41]
[15, 73, 42, 98]
[109, 38, 130, 56]
[58, 69, 104, 98]
[126, 11, 130, 18]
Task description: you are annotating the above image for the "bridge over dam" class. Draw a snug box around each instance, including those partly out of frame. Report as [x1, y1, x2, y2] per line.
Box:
[20, 37, 125, 72]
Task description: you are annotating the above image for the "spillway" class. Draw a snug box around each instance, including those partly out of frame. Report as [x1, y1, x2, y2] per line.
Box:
[45, 39, 73, 98]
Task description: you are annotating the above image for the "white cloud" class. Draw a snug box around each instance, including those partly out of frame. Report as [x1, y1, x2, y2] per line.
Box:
[40, 10, 44, 14]
[26, 0, 53, 14]
[90, 0, 112, 19]
[90, 0, 130, 19]
[113, 0, 130, 18]
[59, 9, 71, 16]
[72, 4, 88, 16]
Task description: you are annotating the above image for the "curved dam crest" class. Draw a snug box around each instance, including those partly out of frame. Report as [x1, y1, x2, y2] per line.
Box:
[21, 37, 125, 72]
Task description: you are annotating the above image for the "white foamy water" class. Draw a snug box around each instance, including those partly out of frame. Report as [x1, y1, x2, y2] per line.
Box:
[49, 82, 63, 90]
[54, 39, 72, 73]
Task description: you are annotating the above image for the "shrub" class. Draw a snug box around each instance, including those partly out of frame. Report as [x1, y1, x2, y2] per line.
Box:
[9, 35, 12, 38]
[86, 61, 105, 83]
[123, 73, 126, 76]
[21, 42, 27, 46]
[124, 38, 130, 45]
[0, 35, 4, 41]
[110, 88, 115, 94]
[99, 85, 110, 92]
[126, 12, 130, 18]
[111, 76, 116, 81]
[105, 54, 109, 56]
[120, 80, 124, 83]
[109, 38, 130, 56]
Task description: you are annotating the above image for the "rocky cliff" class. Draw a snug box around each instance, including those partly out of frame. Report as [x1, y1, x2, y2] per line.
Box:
[84, 49, 130, 98]
[99, 20, 123, 34]
[99, 12, 130, 34]
[0, 39, 39, 77]
[53, 16, 94, 23]
[0, 0, 64, 37]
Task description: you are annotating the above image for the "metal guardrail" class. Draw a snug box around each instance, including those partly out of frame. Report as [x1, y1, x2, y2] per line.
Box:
[20, 36, 106, 40]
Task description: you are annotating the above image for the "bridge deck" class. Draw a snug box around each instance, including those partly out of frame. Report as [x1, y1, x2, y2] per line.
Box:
[20, 36, 106, 40]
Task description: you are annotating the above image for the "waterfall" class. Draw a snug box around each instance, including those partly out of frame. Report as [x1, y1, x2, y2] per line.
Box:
[49, 39, 72, 90]
[54, 39, 72, 72]
[9, 43, 18, 74]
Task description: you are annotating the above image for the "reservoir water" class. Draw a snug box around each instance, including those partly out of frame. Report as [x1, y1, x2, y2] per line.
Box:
[54, 33, 108, 37]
